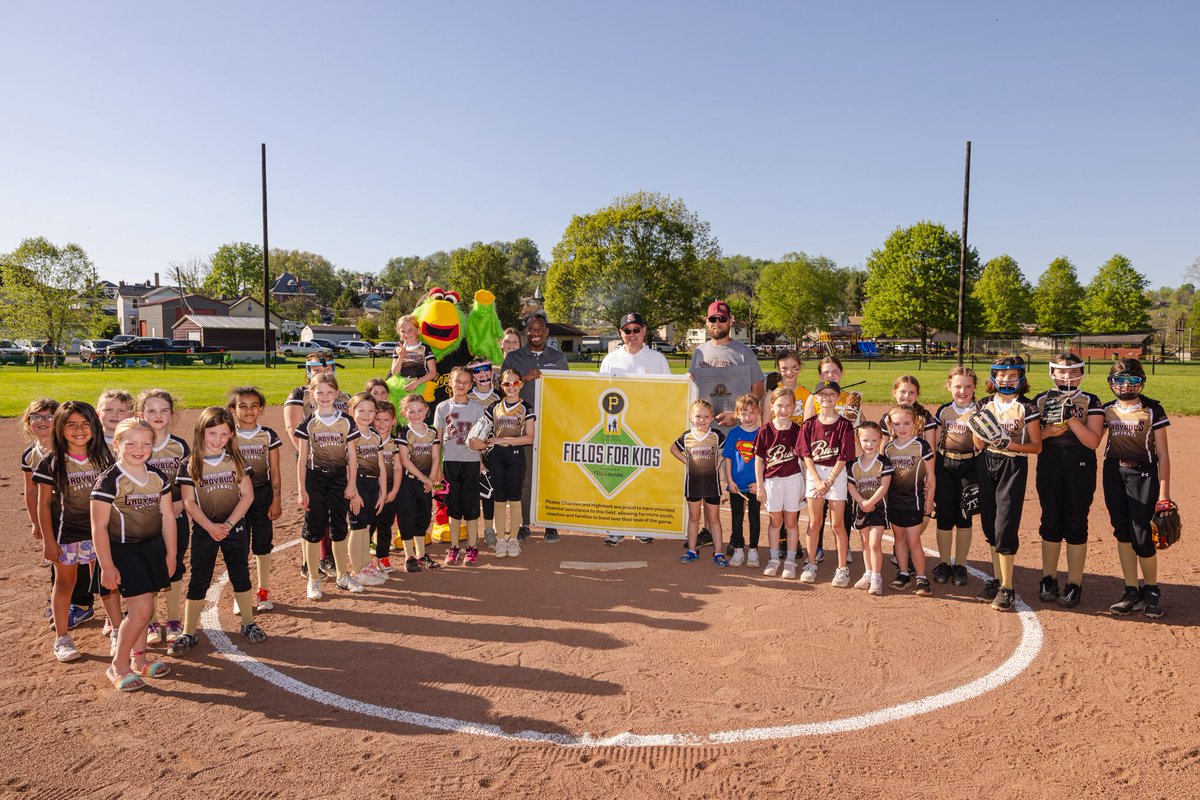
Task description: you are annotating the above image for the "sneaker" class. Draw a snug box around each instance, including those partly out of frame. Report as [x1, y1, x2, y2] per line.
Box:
[494, 538, 508, 558]
[306, 579, 323, 600]
[604, 535, 622, 547]
[869, 574, 884, 596]
[301, 562, 309, 578]
[696, 529, 713, 548]
[484, 527, 497, 548]
[763, 559, 780, 577]
[931, 562, 952, 584]
[464, 547, 479, 565]
[991, 586, 1016, 611]
[319, 558, 337, 578]
[165, 621, 183, 643]
[66, 604, 94, 629]
[914, 577, 932, 597]
[800, 563, 817, 583]
[444, 546, 461, 566]
[782, 561, 797, 579]
[975, 579, 1000, 603]
[507, 539, 521, 557]
[832, 567, 852, 588]
[725, 543, 736, 557]
[1109, 586, 1143, 616]
[255, 588, 274, 612]
[168, 633, 198, 657]
[1057, 582, 1082, 608]
[680, 550, 699, 564]
[336, 574, 365, 593]
[714, 553, 730, 568]
[815, 547, 825, 563]
[853, 571, 871, 590]
[951, 564, 969, 586]
[544, 529, 560, 543]
[357, 566, 386, 586]
[405, 556, 422, 572]
[146, 622, 163, 646]
[108, 629, 119, 657]
[1039, 576, 1061, 603]
[1142, 586, 1163, 619]
[377, 557, 396, 574]
[891, 572, 912, 591]
[747, 549, 760, 568]
[636, 537, 655, 544]
[517, 525, 530, 542]
[240, 622, 268, 644]
[729, 549, 746, 567]
[53, 634, 81, 662]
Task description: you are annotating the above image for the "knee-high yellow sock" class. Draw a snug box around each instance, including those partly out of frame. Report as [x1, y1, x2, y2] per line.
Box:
[998, 554, 1015, 588]
[1117, 542, 1139, 586]
[990, 547, 1001, 579]
[303, 540, 323, 580]
[1138, 554, 1158, 585]
[954, 526, 972, 565]
[165, 580, 183, 622]
[448, 519, 461, 546]
[1041, 540, 1062, 579]
[1066, 543, 1087, 585]
[936, 528, 952, 563]
[508, 502, 523, 536]
[466, 519, 479, 548]
[182, 598, 204, 636]
[233, 590, 255, 626]
[401, 539, 414, 559]
[255, 554, 271, 591]
[348, 528, 368, 572]
[414, 535, 426, 558]
[332, 538, 351, 579]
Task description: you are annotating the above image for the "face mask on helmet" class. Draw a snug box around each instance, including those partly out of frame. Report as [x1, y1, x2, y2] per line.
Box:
[991, 365, 1023, 395]
[1049, 361, 1084, 392]
[1109, 373, 1144, 402]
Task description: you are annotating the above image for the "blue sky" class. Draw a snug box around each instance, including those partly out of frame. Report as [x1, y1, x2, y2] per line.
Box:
[2, 2, 1197, 289]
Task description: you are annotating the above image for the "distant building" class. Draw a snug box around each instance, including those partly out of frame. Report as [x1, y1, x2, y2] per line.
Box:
[173, 314, 277, 352]
[137, 294, 229, 337]
[114, 281, 157, 335]
[301, 324, 361, 342]
[271, 271, 317, 304]
[227, 296, 284, 329]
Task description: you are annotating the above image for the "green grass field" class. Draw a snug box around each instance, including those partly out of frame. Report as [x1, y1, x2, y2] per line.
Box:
[8, 356, 1200, 416]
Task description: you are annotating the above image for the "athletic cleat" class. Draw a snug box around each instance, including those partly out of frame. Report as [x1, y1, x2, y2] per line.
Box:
[66, 604, 94, 629]
[931, 562, 952, 584]
[319, 558, 337, 578]
[301, 562, 309, 578]
[494, 538, 508, 558]
[713, 553, 730, 568]
[696, 528, 713, 548]
[951, 564, 969, 586]
[729, 549, 746, 567]
[815, 547, 825, 563]
[891, 572, 912, 590]
[255, 588, 274, 612]
[636, 537, 655, 544]
[53, 634, 81, 662]
[507, 539, 521, 557]
[1039, 576, 1061, 603]
[517, 525, 530, 542]
[869, 574, 884, 596]
[418, 554, 440, 570]
[1057, 582, 1082, 608]
[976, 579, 1000, 603]
[165, 621, 183, 643]
[544, 529, 560, 543]
[306, 579, 323, 600]
[763, 559, 780, 577]
[240, 622, 268, 644]
[781, 561, 797, 579]
[405, 556, 422, 572]
[914, 577, 932, 597]
[336, 575, 365, 593]
[604, 535, 622, 547]
[168, 633, 198, 657]
[991, 586, 1016, 611]
[1142, 586, 1163, 618]
[464, 547, 479, 565]
[680, 550, 699, 564]
[377, 557, 396, 574]
[832, 567, 852, 588]
[1109, 586, 1143, 615]
[146, 622, 164, 646]
[444, 546, 461, 566]
[484, 527, 497, 548]
[800, 563, 817, 583]
[357, 567, 387, 586]
[725, 543, 736, 557]
[853, 572, 872, 590]
[747, 549, 760, 568]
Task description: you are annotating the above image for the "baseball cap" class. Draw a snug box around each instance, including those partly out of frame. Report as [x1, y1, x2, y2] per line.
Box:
[813, 379, 842, 395]
[707, 300, 731, 318]
[619, 312, 646, 328]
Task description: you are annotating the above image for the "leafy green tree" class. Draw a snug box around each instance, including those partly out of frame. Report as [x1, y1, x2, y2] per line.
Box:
[860, 222, 981, 350]
[1081, 254, 1150, 332]
[204, 242, 263, 299]
[0, 236, 107, 350]
[448, 242, 522, 327]
[333, 287, 361, 322]
[842, 267, 868, 315]
[378, 297, 407, 340]
[973, 254, 1033, 332]
[379, 252, 452, 311]
[755, 253, 848, 344]
[357, 315, 380, 341]
[271, 249, 342, 304]
[546, 191, 725, 331]
[1031, 256, 1085, 333]
[278, 295, 319, 326]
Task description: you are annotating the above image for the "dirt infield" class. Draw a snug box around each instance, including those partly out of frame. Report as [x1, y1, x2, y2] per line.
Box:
[2, 406, 1197, 798]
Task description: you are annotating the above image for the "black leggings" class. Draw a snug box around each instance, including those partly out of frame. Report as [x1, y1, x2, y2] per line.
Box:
[187, 521, 251, 601]
[935, 454, 978, 530]
[728, 492, 761, 549]
[303, 469, 348, 542]
[397, 478, 432, 541]
[373, 492, 399, 558]
[246, 482, 274, 556]
[978, 451, 1029, 556]
[489, 446, 526, 503]
[1037, 446, 1096, 545]
[1103, 458, 1158, 558]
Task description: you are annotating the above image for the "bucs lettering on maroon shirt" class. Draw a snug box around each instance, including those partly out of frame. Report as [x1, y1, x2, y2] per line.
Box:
[91, 464, 170, 543]
[32, 455, 105, 544]
[398, 424, 439, 478]
[285, 386, 351, 418]
[353, 429, 383, 477]
[675, 427, 726, 498]
[235, 426, 282, 487]
[147, 434, 189, 502]
[979, 394, 1039, 457]
[1033, 390, 1104, 449]
[295, 412, 358, 470]
[884, 436, 933, 511]
[485, 399, 535, 441]
[177, 454, 246, 522]
[396, 342, 436, 379]
[934, 401, 979, 454]
[753, 422, 802, 478]
[848, 453, 894, 500]
[797, 415, 855, 467]
[1103, 397, 1169, 464]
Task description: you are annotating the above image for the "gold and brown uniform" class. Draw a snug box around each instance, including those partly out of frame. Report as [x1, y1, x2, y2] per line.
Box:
[849, 453, 894, 528]
[33, 455, 105, 544]
[486, 399, 534, 441]
[934, 402, 979, 456]
[21, 442, 51, 475]
[933, 401, 980, 529]
[395, 342, 436, 380]
[179, 454, 254, 598]
[1033, 390, 1103, 545]
[1103, 398, 1169, 463]
[675, 428, 726, 502]
[177, 454, 247, 523]
[353, 429, 383, 478]
[295, 412, 358, 471]
[285, 386, 351, 417]
[884, 436, 934, 513]
[979, 395, 1039, 456]
[976, 393, 1038, 556]
[147, 434, 189, 503]
[398, 424, 439, 479]
[1102, 397, 1170, 558]
[1034, 390, 1104, 449]
[235, 425, 282, 487]
[379, 435, 399, 486]
[91, 464, 170, 543]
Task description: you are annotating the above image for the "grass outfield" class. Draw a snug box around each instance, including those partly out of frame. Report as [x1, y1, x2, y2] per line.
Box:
[7, 356, 1200, 416]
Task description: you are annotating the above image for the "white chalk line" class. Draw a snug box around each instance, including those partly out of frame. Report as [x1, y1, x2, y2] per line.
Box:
[201, 536, 1043, 746]
[559, 560, 648, 570]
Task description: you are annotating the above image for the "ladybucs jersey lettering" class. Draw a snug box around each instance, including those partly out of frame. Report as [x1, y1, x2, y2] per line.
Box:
[295, 412, 358, 470]
[91, 464, 171, 543]
[848, 453, 894, 499]
[884, 437, 933, 510]
[235, 426, 282, 486]
[1103, 398, 1169, 463]
[486, 399, 535, 440]
[934, 402, 978, 454]
[147, 434, 189, 502]
[675, 428, 726, 498]
[32, 455, 104, 544]
[398, 425, 439, 477]
[354, 429, 383, 477]
[979, 395, 1039, 456]
[177, 454, 246, 522]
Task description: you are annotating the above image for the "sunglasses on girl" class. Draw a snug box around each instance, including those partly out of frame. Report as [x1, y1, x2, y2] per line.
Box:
[470, 365, 492, 374]
[1110, 375, 1144, 387]
[501, 381, 521, 388]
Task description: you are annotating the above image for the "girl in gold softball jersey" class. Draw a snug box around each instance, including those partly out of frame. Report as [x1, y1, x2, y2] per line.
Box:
[170, 407, 262, 656]
[884, 404, 935, 596]
[90, 419, 176, 690]
[227, 387, 283, 613]
[971, 356, 1042, 612]
[346, 392, 388, 586]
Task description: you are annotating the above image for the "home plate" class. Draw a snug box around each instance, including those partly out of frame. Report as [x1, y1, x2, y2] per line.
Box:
[559, 561, 648, 571]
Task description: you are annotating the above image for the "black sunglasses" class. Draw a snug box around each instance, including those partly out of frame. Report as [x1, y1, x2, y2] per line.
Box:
[621, 327, 643, 335]
[707, 315, 729, 323]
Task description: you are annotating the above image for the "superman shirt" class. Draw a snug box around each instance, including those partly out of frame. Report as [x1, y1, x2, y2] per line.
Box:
[723, 425, 760, 491]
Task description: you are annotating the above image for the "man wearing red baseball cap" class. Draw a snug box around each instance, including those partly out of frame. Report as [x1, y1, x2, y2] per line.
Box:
[689, 300, 764, 432]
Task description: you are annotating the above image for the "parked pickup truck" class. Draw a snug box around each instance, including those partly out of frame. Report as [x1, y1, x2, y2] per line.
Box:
[101, 337, 222, 365]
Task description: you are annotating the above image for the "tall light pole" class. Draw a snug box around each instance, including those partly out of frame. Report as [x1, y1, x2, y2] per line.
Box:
[956, 141, 971, 367]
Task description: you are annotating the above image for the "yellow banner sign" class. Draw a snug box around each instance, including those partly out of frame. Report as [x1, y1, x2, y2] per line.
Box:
[533, 372, 693, 537]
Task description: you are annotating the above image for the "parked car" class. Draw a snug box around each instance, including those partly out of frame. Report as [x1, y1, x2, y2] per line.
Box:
[104, 337, 173, 355]
[112, 334, 136, 345]
[309, 338, 350, 355]
[340, 340, 373, 356]
[650, 341, 677, 354]
[370, 341, 398, 356]
[80, 339, 114, 359]
[0, 339, 29, 363]
[278, 340, 331, 358]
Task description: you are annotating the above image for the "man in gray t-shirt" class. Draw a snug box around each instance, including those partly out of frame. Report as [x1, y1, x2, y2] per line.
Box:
[689, 300, 765, 432]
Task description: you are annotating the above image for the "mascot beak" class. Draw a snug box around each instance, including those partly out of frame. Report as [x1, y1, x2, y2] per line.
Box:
[421, 300, 462, 345]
